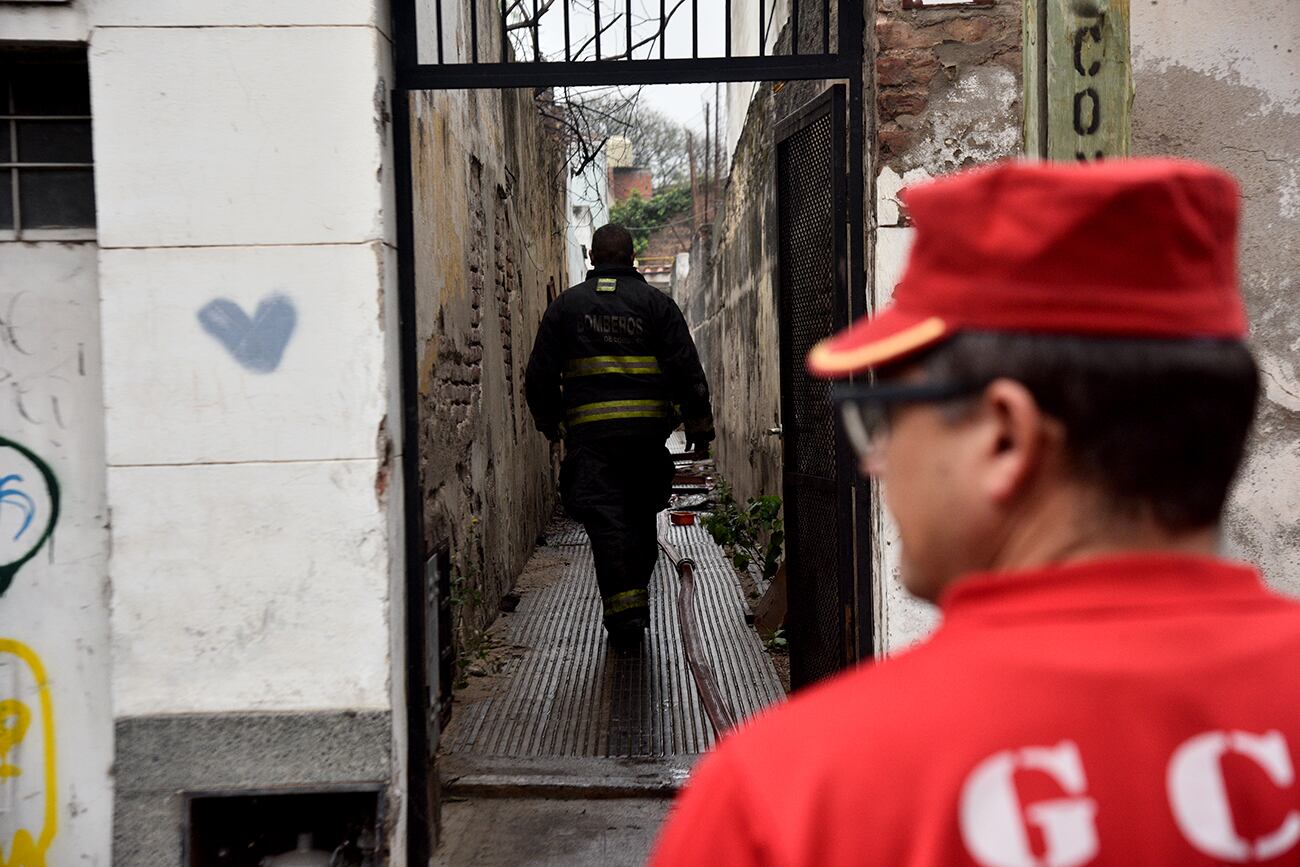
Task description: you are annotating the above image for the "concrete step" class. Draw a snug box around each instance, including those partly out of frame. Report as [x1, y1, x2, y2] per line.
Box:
[440, 754, 694, 800]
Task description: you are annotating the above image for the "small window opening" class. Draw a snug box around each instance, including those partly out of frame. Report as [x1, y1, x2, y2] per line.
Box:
[186, 789, 383, 867]
[1, 46, 96, 235]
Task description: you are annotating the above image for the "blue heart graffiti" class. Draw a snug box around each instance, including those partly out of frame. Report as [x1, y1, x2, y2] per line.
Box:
[197, 294, 297, 373]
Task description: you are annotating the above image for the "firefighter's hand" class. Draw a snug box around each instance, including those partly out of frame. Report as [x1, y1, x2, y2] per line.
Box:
[684, 419, 715, 458]
[543, 422, 565, 443]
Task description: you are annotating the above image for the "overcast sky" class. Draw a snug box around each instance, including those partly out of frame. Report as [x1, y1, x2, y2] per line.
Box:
[533, 1, 737, 131]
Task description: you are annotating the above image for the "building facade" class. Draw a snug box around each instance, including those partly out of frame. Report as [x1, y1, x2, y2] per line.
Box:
[2, 0, 1295, 861]
[2, 1, 405, 862]
[690, 0, 1298, 656]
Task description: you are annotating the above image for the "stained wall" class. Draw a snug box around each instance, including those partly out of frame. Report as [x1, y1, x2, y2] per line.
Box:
[1130, 0, 1299, 594]
[410, 83, 568, 657]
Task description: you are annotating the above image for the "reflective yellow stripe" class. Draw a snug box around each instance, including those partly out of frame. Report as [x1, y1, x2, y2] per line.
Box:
[566, 399, 672, 426]
[604, 589, 649, 615]
[597, 278, 619, 293]
[564, 355, 662, 377]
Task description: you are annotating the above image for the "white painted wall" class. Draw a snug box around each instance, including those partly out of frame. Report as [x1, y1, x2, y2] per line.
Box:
[0, 0, 404, 860]
[725, 0, 791, 159]
[567, 150, 609, 286]
[871, 167, 941, 655]
[0, 243, 112, 864]
[84, 0, 398, 720]
[1130, 0, 1299, 596]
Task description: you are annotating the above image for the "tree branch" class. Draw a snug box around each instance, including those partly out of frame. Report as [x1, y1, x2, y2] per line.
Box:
[506, 0, 558, 32]
[601, 0, 691, 61]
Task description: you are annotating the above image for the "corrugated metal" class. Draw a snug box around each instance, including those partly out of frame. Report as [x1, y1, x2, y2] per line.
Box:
[442, 517, 784, 758]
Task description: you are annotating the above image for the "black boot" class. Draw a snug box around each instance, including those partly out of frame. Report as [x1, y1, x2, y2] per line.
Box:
[604, 594, 650, 647]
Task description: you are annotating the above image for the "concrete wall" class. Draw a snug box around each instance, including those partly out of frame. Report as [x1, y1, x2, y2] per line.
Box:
[683, 85, 785, 508]
[567, 150, 609, 287]
[410, 85, 567, 658]
[0, 242, 112, 864]
[725, 0, 792, 159]
[1130, 0, 1299, 596]
[2, 0, 405, 862]
[95, 12, 404, 861]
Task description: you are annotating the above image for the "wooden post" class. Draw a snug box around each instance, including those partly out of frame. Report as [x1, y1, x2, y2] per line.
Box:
[1024, 0, 1133, 161]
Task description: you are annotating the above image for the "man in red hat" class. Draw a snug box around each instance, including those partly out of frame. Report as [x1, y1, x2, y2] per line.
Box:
[650, 159, 1300, 865]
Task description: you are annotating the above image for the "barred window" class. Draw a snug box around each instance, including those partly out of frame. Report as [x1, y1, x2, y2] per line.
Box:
[1, 47, 95, 236]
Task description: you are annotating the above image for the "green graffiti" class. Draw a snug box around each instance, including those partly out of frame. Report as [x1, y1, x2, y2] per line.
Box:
[0, 438, 60, 597]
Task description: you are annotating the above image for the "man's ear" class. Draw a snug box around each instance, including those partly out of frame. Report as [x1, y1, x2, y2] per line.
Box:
[979, 378, 1056, 504]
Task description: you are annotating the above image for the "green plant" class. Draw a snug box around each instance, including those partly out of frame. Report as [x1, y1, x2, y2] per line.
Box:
[762, 627, 788, 652]
[450, 516, 493, 689]
[608, 185, 693, 254]
[702, 481, 784, 585]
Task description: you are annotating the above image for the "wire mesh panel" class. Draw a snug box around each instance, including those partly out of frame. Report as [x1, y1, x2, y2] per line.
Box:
[776, 85, 852, 690]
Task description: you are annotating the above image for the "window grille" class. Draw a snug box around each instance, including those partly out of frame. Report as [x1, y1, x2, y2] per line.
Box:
[1, 47, 95, 237]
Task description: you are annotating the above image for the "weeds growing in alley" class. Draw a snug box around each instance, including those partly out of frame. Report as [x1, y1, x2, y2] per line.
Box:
[702, 480, 785, 585]
[450, 516, 502, 689]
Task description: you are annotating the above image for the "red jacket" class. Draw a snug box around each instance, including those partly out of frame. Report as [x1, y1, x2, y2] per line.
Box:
[651, 555, 1300, 866]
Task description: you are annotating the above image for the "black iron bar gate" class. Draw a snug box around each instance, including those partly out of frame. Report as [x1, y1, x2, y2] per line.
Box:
[389, 0, 869, 856]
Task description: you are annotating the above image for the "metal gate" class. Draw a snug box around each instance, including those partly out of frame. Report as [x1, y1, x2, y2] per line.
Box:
[390, 0, 869, 855]
[775, 85, 857, 689]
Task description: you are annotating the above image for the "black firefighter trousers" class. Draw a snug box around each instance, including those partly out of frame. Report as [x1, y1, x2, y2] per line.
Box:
[560, 436, 674, 632]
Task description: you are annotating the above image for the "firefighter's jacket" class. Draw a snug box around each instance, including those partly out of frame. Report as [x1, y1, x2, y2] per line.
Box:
[524, 266, 712, 444]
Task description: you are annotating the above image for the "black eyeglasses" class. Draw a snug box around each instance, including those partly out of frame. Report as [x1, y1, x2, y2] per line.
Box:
[832, 380, 991, 459]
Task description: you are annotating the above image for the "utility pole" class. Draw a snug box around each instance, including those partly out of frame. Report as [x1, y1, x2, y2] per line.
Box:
[714, 82, 723, 194]
[1024, 0, 1132, 161]
[687, 132, 700, 229]
[703, 103, 712, 225]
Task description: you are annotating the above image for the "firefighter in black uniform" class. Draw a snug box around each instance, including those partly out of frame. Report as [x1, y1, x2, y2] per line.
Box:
[525, 224, 714, 644]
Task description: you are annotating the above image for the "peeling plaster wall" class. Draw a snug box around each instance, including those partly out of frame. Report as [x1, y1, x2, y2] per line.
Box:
[696, 0, 1022, 656]
[410, 83, 567, 649]
[725, 0, 793, 158]
[870, 0, 1023, 654]
[874, 1, 1022, 174]
[1130, 0, 1299, 593]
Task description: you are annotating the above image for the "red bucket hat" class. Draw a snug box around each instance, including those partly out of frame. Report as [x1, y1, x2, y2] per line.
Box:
[807, 158, 1246, 378]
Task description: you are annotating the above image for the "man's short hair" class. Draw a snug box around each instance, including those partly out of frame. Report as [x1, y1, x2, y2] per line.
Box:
[591, 224, 635, 267]
[917, 333, 1259, 532]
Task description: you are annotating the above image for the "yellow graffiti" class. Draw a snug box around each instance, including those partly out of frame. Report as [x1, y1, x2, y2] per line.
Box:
[0, 699, 31, 777]
[0, 639, 55, 867]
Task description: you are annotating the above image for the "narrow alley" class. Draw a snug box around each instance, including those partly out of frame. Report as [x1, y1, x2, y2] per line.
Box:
[2, 0, 1295, 863]
[433, 443, 785, 864]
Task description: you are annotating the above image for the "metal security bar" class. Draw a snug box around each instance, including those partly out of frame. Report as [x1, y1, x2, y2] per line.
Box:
[0, 48, 95, 236]
[392, 0, 861, 89]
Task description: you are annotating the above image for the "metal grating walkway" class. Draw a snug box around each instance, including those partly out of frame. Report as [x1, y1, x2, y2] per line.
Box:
[441, 516, 784, 759]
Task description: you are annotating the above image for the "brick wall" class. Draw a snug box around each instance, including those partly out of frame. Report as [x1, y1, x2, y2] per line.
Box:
[609, 166, 654, 203]
[412, 87, 568, 647]
[874, 0, 1022, 174]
